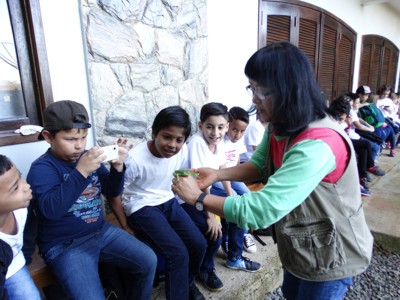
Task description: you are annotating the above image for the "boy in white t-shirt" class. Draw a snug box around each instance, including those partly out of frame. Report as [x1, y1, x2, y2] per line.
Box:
[119, 106, 206, 300]
[0, 155, 41, 300]
[240, 110, 267, 163]
[183, 102, 228, 292]
[210, 107, 259, 255]
[185, 103, 260, 292]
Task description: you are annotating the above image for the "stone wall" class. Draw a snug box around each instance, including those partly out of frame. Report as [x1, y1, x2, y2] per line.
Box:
[81, 0, 208, 146]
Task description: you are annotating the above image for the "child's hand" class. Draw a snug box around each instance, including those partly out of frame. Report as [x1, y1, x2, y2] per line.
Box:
[109, 138, 132, 172]
[76, 146, 104, 178]
[205, 213, 222, 241]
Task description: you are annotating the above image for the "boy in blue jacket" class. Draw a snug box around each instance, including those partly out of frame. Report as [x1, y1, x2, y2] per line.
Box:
[27, 100, 156, 300]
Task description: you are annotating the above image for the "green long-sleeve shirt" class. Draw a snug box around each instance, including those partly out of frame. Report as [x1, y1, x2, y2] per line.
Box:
[223, 130, 340, 230]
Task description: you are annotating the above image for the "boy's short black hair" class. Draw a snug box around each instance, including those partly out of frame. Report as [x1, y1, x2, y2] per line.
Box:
[345, 92, 358, 101]
[229, 106, 249, 124]
[328, 95, 351, 121]
[200, 102, 229, 123]
[152, 106, 191, 140]
[0, 155, 13, 176]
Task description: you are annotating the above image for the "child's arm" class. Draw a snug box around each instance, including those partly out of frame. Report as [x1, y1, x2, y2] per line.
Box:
[354, 118, 375, 132]
[107, 196, 134, 234]
[220, 164, 233, 196]
[28, 158, 95, 219]
[203, 187, 222, 240]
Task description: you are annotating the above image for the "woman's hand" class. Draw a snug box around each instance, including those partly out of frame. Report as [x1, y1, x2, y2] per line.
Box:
[192, 167, 219, 190]
[172, 175, 202, 205]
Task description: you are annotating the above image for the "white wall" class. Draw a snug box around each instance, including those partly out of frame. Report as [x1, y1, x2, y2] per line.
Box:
[1, 0, 92, 178]
[207, 1, 259, 112]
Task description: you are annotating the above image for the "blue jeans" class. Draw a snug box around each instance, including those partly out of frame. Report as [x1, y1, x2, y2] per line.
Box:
[4, 265, 41, 300]
[211, 181, 250, 260]
[127, 198, 206, 300]
[282, 271, 353, 300]
[360, 137, 380, 162]
[180, 203, 222, 272]
[375, 125, 396, 149]
[43, 221, 157, 300]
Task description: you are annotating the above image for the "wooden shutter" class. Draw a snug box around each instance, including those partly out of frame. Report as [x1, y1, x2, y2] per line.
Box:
[359, 44, 372, 85]
[335, 20, 355, 98]
[390, 52, 398, 89]
[259, 0, 356, 100]
[298, 16, 319, 71]
[261, 1, 320, 72]
[266, 15, 291, 44]
[318, 21, 336, 100]
[359, 35, 399, 92]
[371, 44, 382, 89]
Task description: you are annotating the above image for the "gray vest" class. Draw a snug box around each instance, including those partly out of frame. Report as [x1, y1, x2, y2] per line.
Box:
[265, 116, 373, 281]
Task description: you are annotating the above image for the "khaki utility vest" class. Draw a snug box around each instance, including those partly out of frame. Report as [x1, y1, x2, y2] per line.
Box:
[265, 116, 373, 281]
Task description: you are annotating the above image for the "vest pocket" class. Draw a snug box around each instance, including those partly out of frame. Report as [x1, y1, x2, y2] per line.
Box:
[280, 217, 346, 274]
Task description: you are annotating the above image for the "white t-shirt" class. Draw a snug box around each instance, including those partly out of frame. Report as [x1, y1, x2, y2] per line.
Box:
[376, 98, 394, 117]
[388, 103, 399, 122]
[349, 109, 361, 140]
[223, 135, 246, 167]
[0, 208, 27, 279]
[187, 131, 226, 169]
[241, 120, 265, 162]
[122, 142, 189, 215]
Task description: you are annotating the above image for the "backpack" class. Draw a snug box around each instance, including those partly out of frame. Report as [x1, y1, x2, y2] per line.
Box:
[358, 104, 386, 128]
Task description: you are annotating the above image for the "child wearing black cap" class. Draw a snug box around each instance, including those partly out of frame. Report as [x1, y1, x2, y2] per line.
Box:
[27, 100, 157, 300]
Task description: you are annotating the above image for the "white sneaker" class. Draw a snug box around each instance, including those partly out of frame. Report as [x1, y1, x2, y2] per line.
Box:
[243, 233, 257, 253]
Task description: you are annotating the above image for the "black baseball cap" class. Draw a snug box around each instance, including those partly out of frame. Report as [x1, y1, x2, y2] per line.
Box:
[38, 100, 91, 140]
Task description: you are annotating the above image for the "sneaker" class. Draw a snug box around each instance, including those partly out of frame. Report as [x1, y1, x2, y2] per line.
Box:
[243, 233, 257, 253]
[198, 269, 223, 291]
[366, 172, 372, 182]
[189, 282, 205, 300]
[360, 185, 371, 197]
[360, 177, 369, 190]
[367, 166, 385, 176]
[226, 256, 261, 272]
[221, 239, 228, 255]
[389, 149, 396, 157]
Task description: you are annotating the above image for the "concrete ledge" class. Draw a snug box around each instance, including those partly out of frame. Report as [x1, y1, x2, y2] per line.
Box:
[151, 235, 283, 299]
[363, 147, 400, 253]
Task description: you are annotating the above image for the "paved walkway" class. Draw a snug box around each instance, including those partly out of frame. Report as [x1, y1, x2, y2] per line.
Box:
[362, 146, 400, 252]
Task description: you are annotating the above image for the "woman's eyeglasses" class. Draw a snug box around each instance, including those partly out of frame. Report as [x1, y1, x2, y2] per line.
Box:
[246, 85, 273, 101]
